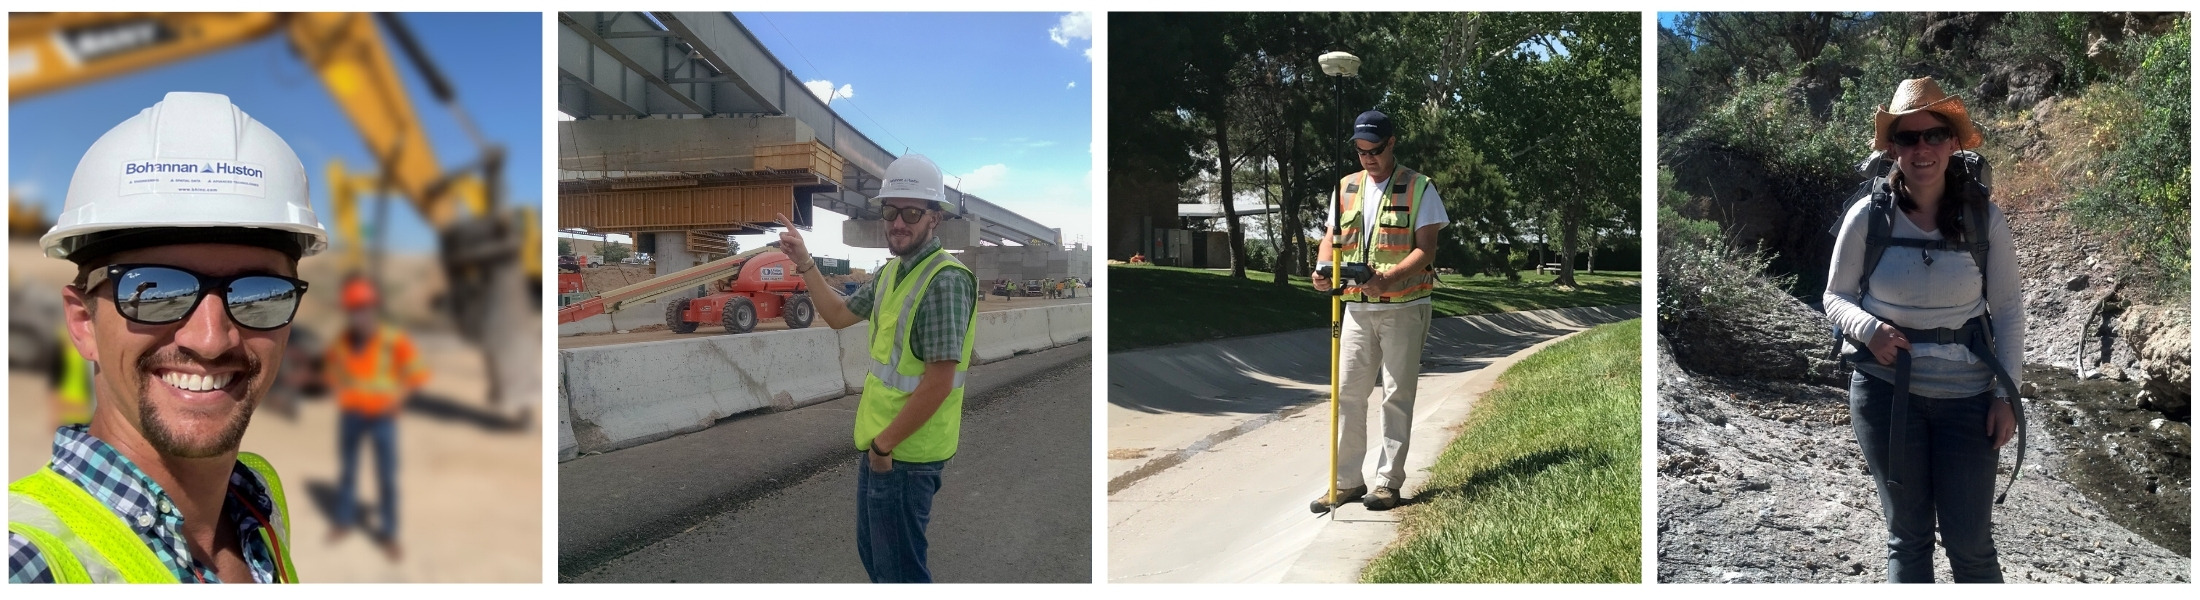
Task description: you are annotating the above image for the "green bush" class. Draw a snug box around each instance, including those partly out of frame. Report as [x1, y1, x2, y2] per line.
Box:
[2069, 21, 2191, 299]
[1656, 167, 1797, 329]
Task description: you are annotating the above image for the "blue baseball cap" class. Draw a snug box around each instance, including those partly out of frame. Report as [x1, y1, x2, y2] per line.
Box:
[1351, 110, 1393, 143]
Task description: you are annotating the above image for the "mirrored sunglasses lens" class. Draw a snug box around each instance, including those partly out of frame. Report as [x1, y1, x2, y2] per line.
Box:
[113, 267, 202, 323]
[225, 276, 303, 329]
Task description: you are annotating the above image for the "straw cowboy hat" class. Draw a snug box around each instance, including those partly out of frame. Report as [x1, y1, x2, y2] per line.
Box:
[1873, 76, 1984, 151]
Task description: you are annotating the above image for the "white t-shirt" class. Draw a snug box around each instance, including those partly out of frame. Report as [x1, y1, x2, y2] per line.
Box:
[1325, 169, 1448, 312]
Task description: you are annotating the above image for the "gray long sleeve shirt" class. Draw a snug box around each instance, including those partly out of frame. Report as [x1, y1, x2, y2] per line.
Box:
[1822, 197, 2024, 399]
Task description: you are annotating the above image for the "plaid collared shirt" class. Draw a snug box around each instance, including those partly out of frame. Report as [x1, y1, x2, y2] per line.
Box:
[9, 425, 283, 583]
[843, 237, 977, 363]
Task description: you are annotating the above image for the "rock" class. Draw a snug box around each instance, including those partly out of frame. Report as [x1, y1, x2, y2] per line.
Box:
[2066, 274, 2090, 291]
[2118, 304, 2190, 420]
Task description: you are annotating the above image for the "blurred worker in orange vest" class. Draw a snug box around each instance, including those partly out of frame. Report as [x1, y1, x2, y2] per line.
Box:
[325, 275, 425, 561]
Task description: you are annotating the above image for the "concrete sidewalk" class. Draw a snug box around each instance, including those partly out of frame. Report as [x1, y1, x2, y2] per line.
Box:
[1107, 306, 1640, 583]
[1109, 305, 1640, 488]
[560, 342, 1089, 577]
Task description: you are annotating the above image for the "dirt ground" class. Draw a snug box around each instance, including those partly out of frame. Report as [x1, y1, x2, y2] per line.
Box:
[559, 293, 1091, 349]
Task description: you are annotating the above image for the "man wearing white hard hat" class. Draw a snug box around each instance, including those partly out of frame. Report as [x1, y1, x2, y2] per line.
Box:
[10, 92, 319, 583]
[779, 154, 976, 583]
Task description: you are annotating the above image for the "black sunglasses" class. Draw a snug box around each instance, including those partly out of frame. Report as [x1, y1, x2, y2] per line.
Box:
[1890, 126, 1954, 148]
[84, 264, 309, 331]
[879, 205, 935, 224]
[1354, 139, 1393, 157]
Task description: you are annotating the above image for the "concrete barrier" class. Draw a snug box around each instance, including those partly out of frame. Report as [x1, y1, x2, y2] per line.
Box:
[562, 327, 848, 454]
[973, 306, 1055, 363]
[836, 323, 873, 395]
[1045, 303, 1092, 345]
[558, 301, 1096, 459]
[558, 383, 579, 461]
[559, 300, 665, 336]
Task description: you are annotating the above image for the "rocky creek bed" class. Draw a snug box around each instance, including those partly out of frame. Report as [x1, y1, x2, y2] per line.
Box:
[1656, 336, 2190, 583]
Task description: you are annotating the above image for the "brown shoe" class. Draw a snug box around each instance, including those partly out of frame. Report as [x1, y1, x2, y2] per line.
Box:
[1363, 486, 1400, 510]
[1308, 485, 1367, 513]
[381, 539, 403, 562]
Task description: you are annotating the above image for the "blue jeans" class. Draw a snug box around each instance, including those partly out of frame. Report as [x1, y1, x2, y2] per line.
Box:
[336, 411, 399, 540]
[855, 457, 946, 583]
[1849, 371, 2003, 583]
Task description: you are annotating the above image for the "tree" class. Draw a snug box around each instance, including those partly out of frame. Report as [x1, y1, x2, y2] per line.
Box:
[559, 238, 572, 257]
[599, 242, 631, 263]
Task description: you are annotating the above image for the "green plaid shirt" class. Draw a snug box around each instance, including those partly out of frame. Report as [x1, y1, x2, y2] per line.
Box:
[843, 237, 976, 363]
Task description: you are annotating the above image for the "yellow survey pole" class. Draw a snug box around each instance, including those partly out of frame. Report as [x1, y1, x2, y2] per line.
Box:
[1327, 259, 1342, 509]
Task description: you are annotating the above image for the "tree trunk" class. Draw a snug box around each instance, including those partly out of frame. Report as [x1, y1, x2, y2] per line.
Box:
[1215, 110, 1248, 278]
[1555, 194, 1581, 288]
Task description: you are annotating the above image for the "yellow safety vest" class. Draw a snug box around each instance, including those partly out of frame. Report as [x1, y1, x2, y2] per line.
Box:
[853, 248, 977, 463]
[1335, 166, 1437, 303]
[7, 452, 300, 583]
[56, 329, 92, 426]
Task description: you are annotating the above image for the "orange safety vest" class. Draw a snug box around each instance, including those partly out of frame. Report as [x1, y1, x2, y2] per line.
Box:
[325, 326, 426, 416]
[1335, 166, 1437, 303]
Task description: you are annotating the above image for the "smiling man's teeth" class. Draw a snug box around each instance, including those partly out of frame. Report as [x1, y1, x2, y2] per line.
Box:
[161, 372, 231, 392]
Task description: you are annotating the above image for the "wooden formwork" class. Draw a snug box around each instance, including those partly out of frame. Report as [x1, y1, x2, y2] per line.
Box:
[560, 185, 793, 231]
[754, 141, 845, 184]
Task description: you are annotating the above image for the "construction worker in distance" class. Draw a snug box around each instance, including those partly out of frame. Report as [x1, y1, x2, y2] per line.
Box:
[49, 324, 96, 430]
[11, 92, 322, 583]
[324, 274, 425, 562]
[776, 154, 977, 583]
[1310, 110, 1449, 512]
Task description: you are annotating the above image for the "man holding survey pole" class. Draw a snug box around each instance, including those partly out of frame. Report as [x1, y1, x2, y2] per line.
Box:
[777, 154, 978, 583]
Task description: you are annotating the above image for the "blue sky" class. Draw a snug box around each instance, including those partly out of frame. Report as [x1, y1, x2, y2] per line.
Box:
[563, 12, 1094, 272]
[10, 13, 543, 254]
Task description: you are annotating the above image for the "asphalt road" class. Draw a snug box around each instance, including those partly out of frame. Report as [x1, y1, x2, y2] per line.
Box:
[568, 351, 1092, 583]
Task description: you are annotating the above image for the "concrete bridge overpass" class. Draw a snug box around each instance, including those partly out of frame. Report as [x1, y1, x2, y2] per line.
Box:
[556, 11, 1061, 249]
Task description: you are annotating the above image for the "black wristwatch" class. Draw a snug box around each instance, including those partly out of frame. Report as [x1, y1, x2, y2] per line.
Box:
[869, 443, 893, 458]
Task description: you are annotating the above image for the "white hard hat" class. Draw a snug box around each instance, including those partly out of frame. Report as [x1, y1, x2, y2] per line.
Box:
[42, 91, 327, 264]
[874, 154, 948, 210]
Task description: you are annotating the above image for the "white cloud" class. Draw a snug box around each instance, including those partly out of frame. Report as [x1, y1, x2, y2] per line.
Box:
[803, 80, 855, 104]
[1048, 12, 1092, 47]
[1067, 81, 1077, 89]
[954, 163, 1010, 193]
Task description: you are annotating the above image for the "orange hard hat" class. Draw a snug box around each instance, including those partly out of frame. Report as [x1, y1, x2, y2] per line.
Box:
[341, 277, 378, 310]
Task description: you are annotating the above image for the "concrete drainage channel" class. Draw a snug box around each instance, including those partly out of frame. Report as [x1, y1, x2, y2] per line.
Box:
[559, 303, 1091, 461]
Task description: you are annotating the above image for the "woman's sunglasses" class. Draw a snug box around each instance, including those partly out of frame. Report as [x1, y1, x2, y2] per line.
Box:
[83, 264, 309, 331]
[1890, 126, 1954, 148]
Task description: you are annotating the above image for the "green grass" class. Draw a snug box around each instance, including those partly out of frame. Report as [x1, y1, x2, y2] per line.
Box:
[1360, 319, 1642, 583]
[1108, 265, 1641, 350]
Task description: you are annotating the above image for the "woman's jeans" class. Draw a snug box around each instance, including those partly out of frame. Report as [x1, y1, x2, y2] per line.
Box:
[1849, 371, 2003, 583]
[856, 457, 947, 583]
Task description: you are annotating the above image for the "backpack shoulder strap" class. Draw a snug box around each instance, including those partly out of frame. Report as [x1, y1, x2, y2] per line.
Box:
[1858, 187, 1895, 296]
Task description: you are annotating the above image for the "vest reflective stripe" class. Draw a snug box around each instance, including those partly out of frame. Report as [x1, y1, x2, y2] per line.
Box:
[854, 248, 977, 463]
[1336, 167, 1437, 303]
[7, 452, 297, 583]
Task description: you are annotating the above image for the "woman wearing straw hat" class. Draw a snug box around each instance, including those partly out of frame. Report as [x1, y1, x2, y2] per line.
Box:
[1822, 76, 2023, 583]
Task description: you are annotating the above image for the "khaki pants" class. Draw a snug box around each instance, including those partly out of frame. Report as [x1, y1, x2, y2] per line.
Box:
[1333, 303, 1432, 490]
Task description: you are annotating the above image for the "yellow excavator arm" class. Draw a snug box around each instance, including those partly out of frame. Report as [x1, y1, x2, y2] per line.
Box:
[11, 12, 541, 419]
